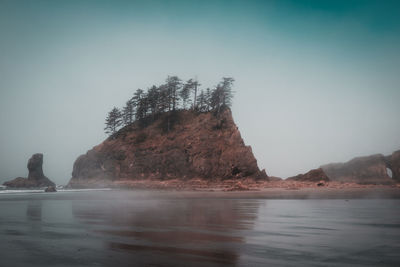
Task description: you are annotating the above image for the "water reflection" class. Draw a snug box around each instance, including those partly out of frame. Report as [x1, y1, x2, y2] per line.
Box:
[72, 194, 261, 265]
[26, 201, 42, 221]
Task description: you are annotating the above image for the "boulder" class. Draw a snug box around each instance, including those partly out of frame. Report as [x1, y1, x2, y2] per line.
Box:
[45, 185, 57, 192]
[286, 168, 329, 182]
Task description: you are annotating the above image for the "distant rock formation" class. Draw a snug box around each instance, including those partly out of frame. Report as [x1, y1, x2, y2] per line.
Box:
[3, 153, 55, 188]
[386, 150, 400, 182]
[286, 150, 400, 185]
[286, 168, 329, 182]
[68, 109, 267, 188]
[321, 154, 392, 184]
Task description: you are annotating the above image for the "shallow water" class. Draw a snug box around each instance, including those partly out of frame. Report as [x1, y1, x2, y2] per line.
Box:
[0, 190, 399, 266]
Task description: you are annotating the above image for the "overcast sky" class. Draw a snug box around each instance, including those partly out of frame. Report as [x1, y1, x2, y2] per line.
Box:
[1, 0, 399, 185]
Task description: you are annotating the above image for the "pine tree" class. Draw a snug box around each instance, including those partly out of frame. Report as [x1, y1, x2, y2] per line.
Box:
[196, 89, 206, 112]
[205, 87, 211, 111]
[157, 84, 169, 113]
[165, 76, 182, 111]
[136, 95, 149, 120]
[180, 80, 192, 109]
[104, 107, 122, 135]
[147, 85, 160, 117]
[220, 77, 234, 108]
[102, 76, 235, 133]
[122, 99, 135, 126]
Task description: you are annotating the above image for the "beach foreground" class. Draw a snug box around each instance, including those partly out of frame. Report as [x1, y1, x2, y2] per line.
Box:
[1, 190, 399, 267]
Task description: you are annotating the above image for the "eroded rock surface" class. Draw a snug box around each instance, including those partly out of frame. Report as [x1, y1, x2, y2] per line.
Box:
[3, 153, 55, 188]
[68, 109, 267, 188]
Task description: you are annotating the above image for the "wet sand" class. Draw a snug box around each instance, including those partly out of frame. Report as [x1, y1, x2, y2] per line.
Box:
[144, 187, 400, 199]
[1, 190, 399, 266]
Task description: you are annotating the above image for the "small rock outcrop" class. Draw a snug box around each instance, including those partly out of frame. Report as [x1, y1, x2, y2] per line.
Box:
[286, 168, 329, 182]
[68, 109, 267, 188]
[321, 154, 394, 184]
[3, 154, 55, 188]
[45, 185, 57, 192]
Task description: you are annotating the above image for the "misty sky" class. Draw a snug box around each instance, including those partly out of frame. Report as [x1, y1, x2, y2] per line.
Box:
[1, 0, 400, 185]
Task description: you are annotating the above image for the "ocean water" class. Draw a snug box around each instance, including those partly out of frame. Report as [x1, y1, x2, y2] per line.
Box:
[0, 190, 399, 266]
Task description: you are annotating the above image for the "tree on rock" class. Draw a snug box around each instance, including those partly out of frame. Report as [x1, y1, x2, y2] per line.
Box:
[104, 107, 122, 135]
[122, 99, 135, 126]
[211, 77, 234, 115]
[180, 80, 192, 109]
[166, 76, 182, 111]
[220, 77, 234, 108]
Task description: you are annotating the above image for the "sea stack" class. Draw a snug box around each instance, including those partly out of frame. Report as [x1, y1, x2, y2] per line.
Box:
[68, 109, 268, 188]
[3, 153, 55, 188]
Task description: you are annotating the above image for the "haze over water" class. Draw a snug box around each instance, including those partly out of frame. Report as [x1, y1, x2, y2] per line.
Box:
[0, 190, 399, 266]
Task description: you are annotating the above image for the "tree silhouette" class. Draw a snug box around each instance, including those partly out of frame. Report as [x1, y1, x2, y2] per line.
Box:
[180, 80, 192, 109]
[196, 89, 206, 112]
[220, 77, 234, 108]
[165, 76, 182, 111]
[104, 107, 122, 135]
[205, 88, 212, 111]
[147, 85, 160, 117]
[122, 99, 135, 126]
[103, 76, 235, 135]
[136, 95, 148, 120]
[183, 78, 201, 110]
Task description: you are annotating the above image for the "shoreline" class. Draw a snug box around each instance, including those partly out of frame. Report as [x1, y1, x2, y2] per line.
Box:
[64, 178, 400, 199]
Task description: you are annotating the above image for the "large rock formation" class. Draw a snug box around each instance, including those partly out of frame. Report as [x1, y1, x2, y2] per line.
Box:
[3, 153, 55, 188]
[286, 168, 329, 182]
[68, 109, 267, 188]
[321, 154, 395, 184]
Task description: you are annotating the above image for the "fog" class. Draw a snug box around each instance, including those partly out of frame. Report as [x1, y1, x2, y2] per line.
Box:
[1, 0, 399, 185]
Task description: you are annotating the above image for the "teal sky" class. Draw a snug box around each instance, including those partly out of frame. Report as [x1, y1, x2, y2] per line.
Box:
[1, 0, 400, 184]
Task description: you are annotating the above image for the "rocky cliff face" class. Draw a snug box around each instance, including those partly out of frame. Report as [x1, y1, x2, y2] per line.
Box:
[3, 153, 55, 188]
[321, 154, 395, 184]
[68, 109, 267, 188]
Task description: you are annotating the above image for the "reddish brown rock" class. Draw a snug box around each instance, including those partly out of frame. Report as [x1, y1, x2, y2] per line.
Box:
[225, 181, 250, 191]
[286, 168, 329, 182]
[3, 153, 55, 188]
[68, 109, 267, 188]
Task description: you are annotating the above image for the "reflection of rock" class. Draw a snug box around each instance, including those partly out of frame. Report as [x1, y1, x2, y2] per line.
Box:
[72, 193, 260, 265]
[68, 109, 267, 188]
[3, 154, 55, 188]
[27, 202, 42, 221]
[321, 154, 393, 184]
[286, 168, 329, 182]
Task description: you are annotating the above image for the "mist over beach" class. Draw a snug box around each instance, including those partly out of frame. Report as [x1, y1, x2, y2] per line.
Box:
[1, 0, 400, 266]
